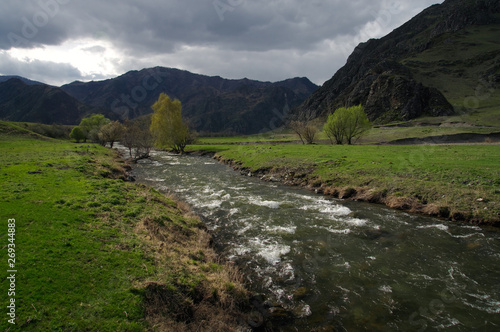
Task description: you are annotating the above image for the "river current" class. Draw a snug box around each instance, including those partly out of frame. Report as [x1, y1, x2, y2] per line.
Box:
[126, 149, 500, 331]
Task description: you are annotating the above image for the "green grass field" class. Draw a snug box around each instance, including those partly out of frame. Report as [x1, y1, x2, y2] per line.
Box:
[189, 143, 500, 224]
[0, 116, 498, 330]
[0, 122, 249, 331]
[197, 119, 500, 146]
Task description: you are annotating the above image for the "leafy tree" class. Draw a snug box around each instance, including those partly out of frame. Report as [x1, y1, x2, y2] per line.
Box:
[79, 114, 110, 142]
[324, 105, 370, 145]
[69, 126, 86, 142]
[324, 107, 348, 145]
[343, 105, 371, 144]
[98, 121, 123, 148]
[150, 93, 189, 153]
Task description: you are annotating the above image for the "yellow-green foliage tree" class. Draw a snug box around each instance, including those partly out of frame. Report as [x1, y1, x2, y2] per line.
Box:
[150, 93, 189, 153]
[69, 126, 86, 142]
[79, 114, 110, 143]
[343, 105, 371, 144]
[324, 105, 370, 145]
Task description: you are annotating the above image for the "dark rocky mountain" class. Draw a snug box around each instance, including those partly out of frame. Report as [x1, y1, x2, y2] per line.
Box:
[0, 75, 45, 86]
[295, 0, 500, 124]
[0, 78, 99, 125]
[62, 67, 318, 134]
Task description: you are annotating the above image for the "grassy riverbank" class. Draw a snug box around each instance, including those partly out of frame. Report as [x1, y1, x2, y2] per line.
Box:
[0, 121, 250, 331]
[189, 143, 500, 225]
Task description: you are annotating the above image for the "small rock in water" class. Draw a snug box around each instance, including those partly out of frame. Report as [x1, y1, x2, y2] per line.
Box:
[293, 287, 309, 300]
[268, 306, 294, 323]
[293, 304, 312, 318]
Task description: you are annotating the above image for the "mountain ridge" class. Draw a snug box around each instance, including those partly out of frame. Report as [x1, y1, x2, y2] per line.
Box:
[0, 69, 318, 133]
[61, 67, 318, 134]
[294, 0, 500, 124]
[0, 78, 100, 125]
[0, 75, 45, 86]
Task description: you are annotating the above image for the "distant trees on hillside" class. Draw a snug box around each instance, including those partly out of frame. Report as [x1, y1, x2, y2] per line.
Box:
[324, 105, 370, 145]
[25, 123, 70, 139]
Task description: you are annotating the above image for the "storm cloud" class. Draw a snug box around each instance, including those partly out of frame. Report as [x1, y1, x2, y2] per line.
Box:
[0, 0, 442, 85]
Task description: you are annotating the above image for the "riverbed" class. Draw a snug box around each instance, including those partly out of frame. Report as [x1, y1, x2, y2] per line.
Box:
[128, 149, 500, 331]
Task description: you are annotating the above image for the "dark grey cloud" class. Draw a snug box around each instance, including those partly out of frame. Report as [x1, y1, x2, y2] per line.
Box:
[0, 0, 70, 49]
[0, 0, 442, 85]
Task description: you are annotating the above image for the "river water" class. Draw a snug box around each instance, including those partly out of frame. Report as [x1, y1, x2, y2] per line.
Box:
[127, 149, 500, 331]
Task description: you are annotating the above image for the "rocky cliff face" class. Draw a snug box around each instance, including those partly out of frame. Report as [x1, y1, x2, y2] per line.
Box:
[294, 0, 500, 123]
[337, 61, 455, 123]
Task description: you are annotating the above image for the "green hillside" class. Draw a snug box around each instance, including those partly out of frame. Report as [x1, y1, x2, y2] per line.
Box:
[403, 24, 500, 127]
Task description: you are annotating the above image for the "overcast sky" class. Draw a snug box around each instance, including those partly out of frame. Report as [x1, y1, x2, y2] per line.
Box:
[0, 0, 442, 86]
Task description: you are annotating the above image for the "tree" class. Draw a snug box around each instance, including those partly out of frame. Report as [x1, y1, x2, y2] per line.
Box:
[302, 123, 317, 145]
[150, 93, 189, 153]
[324, 107, 348, 145]
[69, 126, 86, 142]
[133, 128, 154, 160]
[343, 105, 371, 145]
[121, 119, 136, 158]
[79, 114, 110, 143]
[324, 105, 370, 145]
[290, 120, 317, 144]
[122, 118, 154, 161]
[98, 121, 123, 148]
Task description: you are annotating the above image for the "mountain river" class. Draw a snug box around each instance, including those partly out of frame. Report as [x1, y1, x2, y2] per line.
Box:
[125, 149, 500, 331]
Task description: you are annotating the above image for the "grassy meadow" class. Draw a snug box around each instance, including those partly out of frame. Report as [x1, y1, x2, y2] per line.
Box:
[189, 143, 500, 224]
[0, 121, 250, 331]
[0, 110, 498, 330]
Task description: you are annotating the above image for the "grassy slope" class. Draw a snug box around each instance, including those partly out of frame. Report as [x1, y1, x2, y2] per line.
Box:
[190, 143, 500, 225]
[0, 121, 249, 331]
[403, 24, 500, 127]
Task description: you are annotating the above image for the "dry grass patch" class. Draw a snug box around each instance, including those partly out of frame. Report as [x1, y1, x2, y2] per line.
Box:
[132, 187, 251, 331]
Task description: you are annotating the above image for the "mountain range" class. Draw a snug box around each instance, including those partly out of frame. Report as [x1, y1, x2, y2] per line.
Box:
[61, 68, 318, 135]
[0, 0, 499, 134]
[0, 69, 318, 134]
